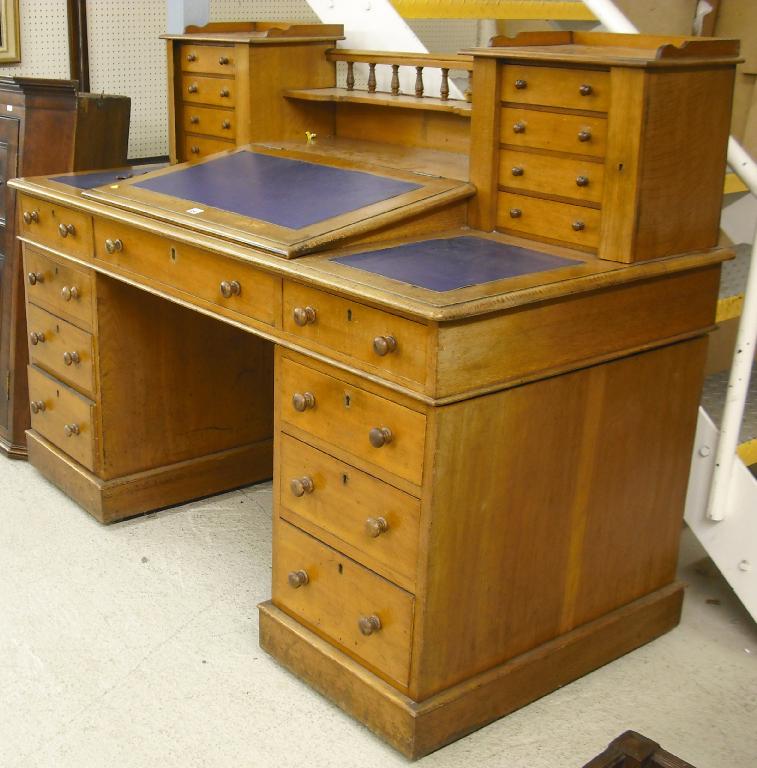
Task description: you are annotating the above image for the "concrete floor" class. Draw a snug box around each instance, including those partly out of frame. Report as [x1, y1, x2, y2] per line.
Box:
[1, 459, 756, 768]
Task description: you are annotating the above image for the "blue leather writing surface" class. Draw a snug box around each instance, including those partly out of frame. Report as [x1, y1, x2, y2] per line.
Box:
[51, 168, 140, 189]
[333, 236, 582, 292]
[131, 151, 422, 229]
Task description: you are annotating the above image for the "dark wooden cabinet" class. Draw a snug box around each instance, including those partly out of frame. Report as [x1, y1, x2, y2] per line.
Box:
[0, 77, 130, 458]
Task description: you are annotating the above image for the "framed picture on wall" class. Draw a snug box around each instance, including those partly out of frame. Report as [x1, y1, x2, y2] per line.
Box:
[0, 0, 20, 64]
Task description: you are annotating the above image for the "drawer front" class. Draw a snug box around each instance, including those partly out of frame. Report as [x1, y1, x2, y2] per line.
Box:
[501, 107, 607, 158]
[279, 434, 420, 588]
[24, 246, 95, 330]
[280, 356, 426, 487]
[92, 219, 279, 326]
[283, 282, 429, 386]
[498, 192, 601, 249]
[181, 74, 236, 107]
[26, 303, 96, 397]
[18, 195, 94, 259]
[499, 149, 604, 205]
[273, 519, 414, 688]
[181, 104, 236, 140]
[28, 365, 97, 471]
[501, 64, 610, 112]
[180, 43, 236, 75]
[183, 134, 235, 161]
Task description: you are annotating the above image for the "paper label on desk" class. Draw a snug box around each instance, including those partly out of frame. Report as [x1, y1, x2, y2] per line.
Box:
[5, 105, 11, 112]
[186, 207, 204, 215]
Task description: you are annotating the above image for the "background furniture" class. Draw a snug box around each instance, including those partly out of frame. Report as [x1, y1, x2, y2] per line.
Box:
[0, 77, 129, 458]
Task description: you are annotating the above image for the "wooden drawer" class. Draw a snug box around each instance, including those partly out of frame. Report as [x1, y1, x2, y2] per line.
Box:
[279, 434, 420, 589]
[279, 356, 426, 487]
[27, 365, 97, 472]
[183, 134, 235, 161]
[23, 246, 95, 330]
[180, 43, 236, 75]
[181, 74, 236, 107]
[501, 107, 607, 158]
[273, 519, 414, 688]
[499, 149, 604, 205]
[497, 192, 601, 249]
[92, 219, 279, 326]
[181, 104, 236, 139]
[26, 303, 96, 398]
[501, 64, 610, 112]
[18, 194, 93, 259]
[283, 282, 429, 386]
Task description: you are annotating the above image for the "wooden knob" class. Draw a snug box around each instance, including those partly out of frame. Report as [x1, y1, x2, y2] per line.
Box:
[514, 79, 528, 89]
[572, 220, 586, 232]
[186, 52, 197, 62]
[191, 145, 200, 154]
[219, 88, 230, 98]
[58, 223, 75, 237]
[63, 351, 80, 366]
[30, 400, 45, 414]
[509, 208, 522, 219]
[29, 331, 45, 345]
[64, 423, 80, 437]
[104, 238, 123, 254]
[365, 517, 388, 538]
[358, 615, 381, 636]
[23, 210, 39, 224]
[218, 56, 229, 65]
[221, 120, 231, 130]
[60, 285, 79, 302]
[513, 121, 526, 134]
[293, 306, 317, 326]
[373, 335, 397, 356]
[219, 280, 241, 298]
[511, 166, 524, 177]
[579, 83, 593, 96]
[290, 476, 314, 497]
[576, 175, 590, 187]
[188, 83, 198, 93]
[577, 130, 592, 143]
[368, 426, 392, 448]
[27, 271, 44, 285]
[189, 115, 199, 124]
[292, 392, 315, 412]
[288, 570, 309, 588]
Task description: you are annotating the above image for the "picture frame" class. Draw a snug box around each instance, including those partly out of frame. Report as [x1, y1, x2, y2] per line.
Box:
[0, 0, 20, 64]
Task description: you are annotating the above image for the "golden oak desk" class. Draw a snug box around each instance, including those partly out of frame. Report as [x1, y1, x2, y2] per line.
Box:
[8, 33, 738, 759]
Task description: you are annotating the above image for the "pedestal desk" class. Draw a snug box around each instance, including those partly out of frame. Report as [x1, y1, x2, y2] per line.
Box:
[9, 33, 739, 758]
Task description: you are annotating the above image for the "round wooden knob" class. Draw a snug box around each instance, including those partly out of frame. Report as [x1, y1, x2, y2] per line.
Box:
[292, 392, 315, 412]
[104, 238, 123, 254]
[365, 517, 388, 538]
[221, 120, 231, 130]
[219, 280, 241, 298]
[58, 223, 75, 238]
[511, 166, 524, 177]
[30, 400, 46, 414]
[288, 570, 309, 588]
[191, 146, 200, 154]
[27, 271, 44, 285]
[63, 351, 80, 366]
[514, 79, 528, 89]
[513, 121, 526, 134]
[509, 208, 522, 219]
[188, 83, 198, 93]
[293, 306, 317, 326]
[22, 210, 39, 224]
[577, 130, 592, 143]
[29, 331, 45, 345]
[576, 175, 590, 187]
[219, 56, 229, 65]
[64, 423, 80, 437]
[219, 88, 230, 98]
[572, 220, 586, 232]
[368, 426, 392, 448]
[189, 115, 199, 124]
[290, 476, 314, 497]
[60, 285, 79, 302]
[358, 615, 381, 636]
[373, 335, 397, 356]
[579, 83, 593, 96]
[186, 53, 197, 62]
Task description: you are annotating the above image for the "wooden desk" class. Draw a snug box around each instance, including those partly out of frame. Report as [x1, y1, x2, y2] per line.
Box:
[8, 32, 739, 759]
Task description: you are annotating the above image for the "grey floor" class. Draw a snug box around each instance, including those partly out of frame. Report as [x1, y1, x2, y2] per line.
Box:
[1, 459, 756, 768]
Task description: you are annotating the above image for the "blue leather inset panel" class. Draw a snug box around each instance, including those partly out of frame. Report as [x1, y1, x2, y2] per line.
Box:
[333, 236, 582, 292]
[131, 151, 422, 229]
[51, 168, 140, 189]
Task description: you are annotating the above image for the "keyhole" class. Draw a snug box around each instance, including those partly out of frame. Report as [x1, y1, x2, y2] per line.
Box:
[341, 473, 349, 485]
[346, 309, 352, 321]
[338, 563, 343, 574]
[170, 246, 177, 262]
[344, 393, 351, 408]
[617, 162, 624, 171]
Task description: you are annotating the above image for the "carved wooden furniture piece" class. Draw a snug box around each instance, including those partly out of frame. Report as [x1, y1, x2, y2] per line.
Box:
[0, 77, 130, 458]
[10, 32, 739, 759]
[583, 731, 698, 768]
